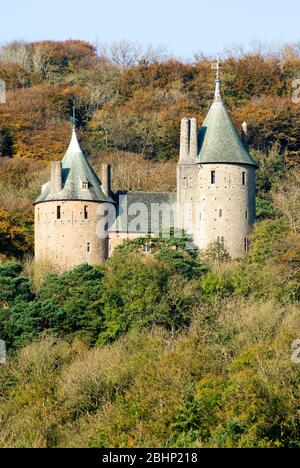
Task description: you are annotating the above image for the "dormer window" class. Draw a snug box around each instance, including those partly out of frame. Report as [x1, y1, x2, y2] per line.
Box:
[82, 180, 89, 190]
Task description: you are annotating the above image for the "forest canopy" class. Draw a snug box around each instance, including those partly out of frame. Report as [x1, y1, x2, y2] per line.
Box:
[0, 39, 300, 161]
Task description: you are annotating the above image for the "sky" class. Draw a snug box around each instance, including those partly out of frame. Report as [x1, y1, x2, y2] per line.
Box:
[0, 0, 300, 58]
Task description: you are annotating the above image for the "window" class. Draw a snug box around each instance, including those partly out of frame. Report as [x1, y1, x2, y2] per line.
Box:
[217, 236, 225, 247]
[245, 210, 248, 219]
[82, 181, 89, 190]
[244, 238, 250, 253]
[57, 206, 61, 220]
[219, 209, 223, 218]
[86, 242, 91, 254]
[242, 172, 246, 186]
[211, 171, 216, 184]
[84, 205, 88, 220]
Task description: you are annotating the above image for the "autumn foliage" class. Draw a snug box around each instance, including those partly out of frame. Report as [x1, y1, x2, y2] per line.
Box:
[0, 40, 300, 162]
[0, 40, 300, 449]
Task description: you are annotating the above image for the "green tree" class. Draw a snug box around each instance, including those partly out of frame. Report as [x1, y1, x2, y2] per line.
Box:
[2, 264, 105, 349]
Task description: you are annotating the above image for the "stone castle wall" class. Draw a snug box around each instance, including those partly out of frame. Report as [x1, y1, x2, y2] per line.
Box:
[35, 200, 109, 271]
[108, 232, 149, 257]
[177, 162, 256, 259]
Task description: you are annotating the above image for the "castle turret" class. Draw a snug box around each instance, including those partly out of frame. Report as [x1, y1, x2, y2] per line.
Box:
[177, 60, 258, 258]
[34, 127, 115, 271]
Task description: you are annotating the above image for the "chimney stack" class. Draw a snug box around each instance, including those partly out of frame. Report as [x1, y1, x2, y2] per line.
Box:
[102, 164, 111, 197]
[189, 118, 198, 160]
[50, 161, 62, 195]
[180, 118, 190, 162]
[179, 118, 198, 163]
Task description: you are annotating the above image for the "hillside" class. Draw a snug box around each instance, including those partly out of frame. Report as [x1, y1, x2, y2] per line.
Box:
[0, 40, 300, 260]
[0, 40, 300, 448]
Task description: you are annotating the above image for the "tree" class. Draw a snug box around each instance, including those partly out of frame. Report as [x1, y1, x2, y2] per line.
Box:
[273, 171, 300, 235]
[1, 264, 105, 349]
[0, 127, 13, 157]
[0, 262, 32, 308]
[99, 244, 202, 344]
[97, 40, 167, 69]
[256, 198, 277, 220]
[0, 208, 33, 259]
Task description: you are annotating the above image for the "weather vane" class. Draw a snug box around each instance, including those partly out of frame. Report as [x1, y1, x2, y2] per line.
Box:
[211, 54, 221, 81]
[70, 101, 77, 128]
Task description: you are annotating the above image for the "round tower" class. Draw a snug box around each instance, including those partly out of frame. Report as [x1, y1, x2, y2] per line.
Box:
[177, 60, 258, 259]
[34, 128, 115, 271]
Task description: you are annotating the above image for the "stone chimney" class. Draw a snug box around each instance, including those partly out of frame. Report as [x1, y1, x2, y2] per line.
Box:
[179, 117, 197, 163]
[102, 164, 111, 197]
[50, 161, 62, 195]
[180, 118, 189, 161]
[189, 118, 198, 160]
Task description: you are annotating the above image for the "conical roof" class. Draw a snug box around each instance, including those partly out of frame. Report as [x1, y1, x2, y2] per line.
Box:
[34, 128, 114, 204]
[198, 79, 258, 168]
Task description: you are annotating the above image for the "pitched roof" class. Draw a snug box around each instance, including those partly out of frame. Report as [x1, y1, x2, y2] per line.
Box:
[110, 191, 176, 233]
[198, 80, 258, 168]
[34, 128, 114, 204]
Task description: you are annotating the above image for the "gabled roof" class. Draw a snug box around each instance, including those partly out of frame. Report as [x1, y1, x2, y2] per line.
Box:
[198, 79, 258, 168]
[34, 128, 114, 204]
[110, 191, 176, 233]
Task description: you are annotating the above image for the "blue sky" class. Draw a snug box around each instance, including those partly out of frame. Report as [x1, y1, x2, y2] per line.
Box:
[1, 0, 299, 58]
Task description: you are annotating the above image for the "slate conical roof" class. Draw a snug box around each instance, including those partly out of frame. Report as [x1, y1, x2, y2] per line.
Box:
[34, 128, 114, 204]
[198, 78, 258, 168]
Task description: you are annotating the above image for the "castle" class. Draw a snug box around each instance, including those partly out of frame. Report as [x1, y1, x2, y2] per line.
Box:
[34, 68, 258, 271]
